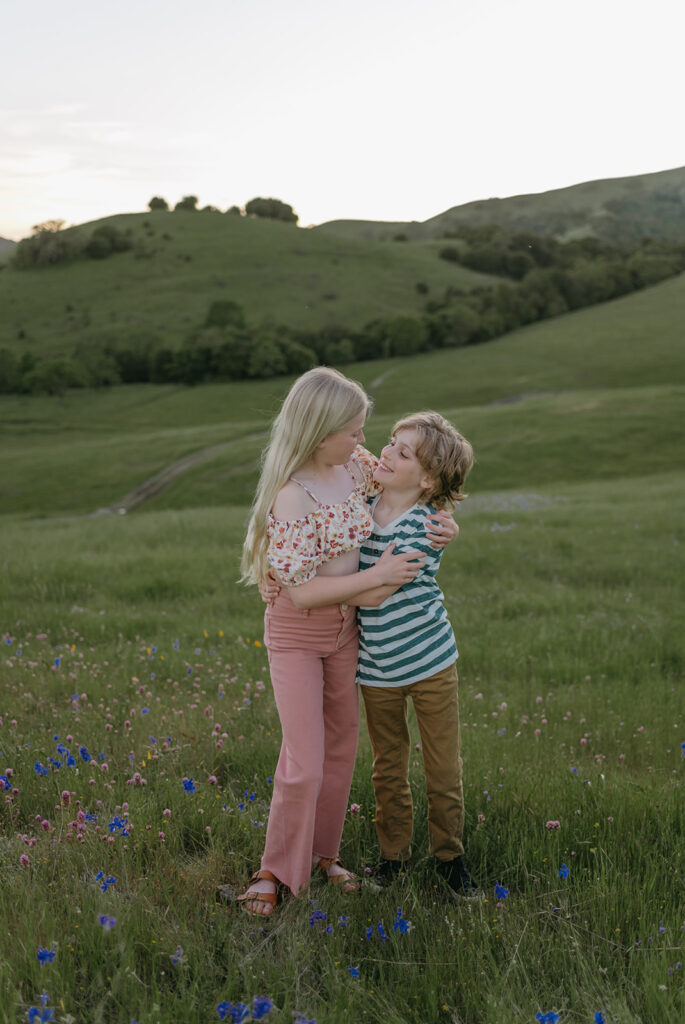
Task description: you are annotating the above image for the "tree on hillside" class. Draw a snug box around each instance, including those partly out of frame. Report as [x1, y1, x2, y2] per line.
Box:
[204, 300, 246, 330]
[245, 197, 298, 224]
[32, 219, 65, 234]
[174, 195, 199, 211]
[226, 205, 242, 216]
[148, 197, 169, 211]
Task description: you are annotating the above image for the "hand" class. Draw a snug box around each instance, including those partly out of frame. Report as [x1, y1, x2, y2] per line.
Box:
[425, 510, 459, 549]
[373, 543, 425, 586]
[259, 570, 281, 605]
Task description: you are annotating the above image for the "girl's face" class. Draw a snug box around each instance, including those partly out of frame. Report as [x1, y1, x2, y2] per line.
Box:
[319, 413, 366, 465]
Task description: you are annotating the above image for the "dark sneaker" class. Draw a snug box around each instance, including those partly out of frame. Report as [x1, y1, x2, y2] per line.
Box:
[372, 859, 407, 887]
[435, 856, 480, 897]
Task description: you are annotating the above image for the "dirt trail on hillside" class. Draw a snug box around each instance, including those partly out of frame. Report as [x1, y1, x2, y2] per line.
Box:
[90, 431, 268, 517]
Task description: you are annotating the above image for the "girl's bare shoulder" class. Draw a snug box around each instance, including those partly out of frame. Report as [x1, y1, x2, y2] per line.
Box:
[271, 480, 317, 522]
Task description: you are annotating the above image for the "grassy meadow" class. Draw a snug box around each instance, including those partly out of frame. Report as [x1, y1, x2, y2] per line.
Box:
[0, 274, 684, 1023]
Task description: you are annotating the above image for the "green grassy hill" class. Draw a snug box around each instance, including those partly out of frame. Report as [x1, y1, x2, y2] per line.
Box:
[0, 211, 492, 360]
[1, 270, 683, 519]
[316, 164, 685, 244]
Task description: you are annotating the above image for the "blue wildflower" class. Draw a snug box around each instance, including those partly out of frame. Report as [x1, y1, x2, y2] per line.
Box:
[0, 775, 9, 791]
[108, 815, 129, 836]
[494, 884, 510, 899]
[594, 1014, 605, 1024]
[338, 915, 349, 927]
[309, 910, 327, 928]
[216, 1003, 232, 1020]
[141, 708, 149, 715]
[170, 945, 184, 965]
[558, 864, 570, 879]
[27, 1007, 54, 1023]
[98, 915, 116, 931]
[66, 754, 76, 767]
[536, 1013, 560, 1024]
[95, 872, 117, 892]
[183, 777, 196, 793]
[54, 658, 60, 668]
[376, 921, 388, 945]
[34, 762, 48, 777]
[252, 996, 274, 1019]
[36, 947, 56, 965]
[79, 747, 91, 762]
[230, 1004, 250, 1023]
[393, 907, 413, 933]
[348, 965, 360, 978]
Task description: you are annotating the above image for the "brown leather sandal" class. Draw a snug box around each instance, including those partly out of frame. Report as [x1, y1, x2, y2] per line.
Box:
[236, 869, 281, 916]
[316, 856, 361, 893]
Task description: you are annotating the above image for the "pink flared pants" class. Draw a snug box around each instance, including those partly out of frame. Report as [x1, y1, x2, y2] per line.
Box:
[261, 590, 360, 896]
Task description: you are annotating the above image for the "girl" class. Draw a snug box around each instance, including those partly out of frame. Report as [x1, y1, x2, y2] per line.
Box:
[238, 367, 456, 915]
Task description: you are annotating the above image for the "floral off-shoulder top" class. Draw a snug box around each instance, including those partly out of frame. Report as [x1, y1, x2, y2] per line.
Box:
[267, 445, 382, 586]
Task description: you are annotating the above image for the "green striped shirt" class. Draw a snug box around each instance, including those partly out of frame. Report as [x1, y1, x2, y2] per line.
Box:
[357, 500, 458, 687]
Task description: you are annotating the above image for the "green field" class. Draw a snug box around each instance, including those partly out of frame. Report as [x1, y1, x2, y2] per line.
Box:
[0, 275, 683, 1023]
[0, 211, 491, 360]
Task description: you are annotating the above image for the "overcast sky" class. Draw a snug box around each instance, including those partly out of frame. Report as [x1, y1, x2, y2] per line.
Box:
[2, 0, 683, 240]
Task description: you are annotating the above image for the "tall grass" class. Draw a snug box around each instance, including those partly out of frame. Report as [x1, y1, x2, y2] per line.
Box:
[0, 471, 682, 1023]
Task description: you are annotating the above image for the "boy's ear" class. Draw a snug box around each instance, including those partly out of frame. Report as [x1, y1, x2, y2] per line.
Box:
[420, 472, 436, 494]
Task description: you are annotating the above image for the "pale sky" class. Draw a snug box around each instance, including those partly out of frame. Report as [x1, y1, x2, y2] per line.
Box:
[2, 0, 684, 240]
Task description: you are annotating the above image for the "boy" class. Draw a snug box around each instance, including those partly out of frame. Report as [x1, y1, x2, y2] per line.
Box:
[352, 412, 477, 895]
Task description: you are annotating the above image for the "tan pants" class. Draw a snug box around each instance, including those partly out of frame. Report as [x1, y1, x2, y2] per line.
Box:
[361, 662, 464, 862]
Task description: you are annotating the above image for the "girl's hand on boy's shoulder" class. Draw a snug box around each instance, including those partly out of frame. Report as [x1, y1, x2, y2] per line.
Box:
[425, 510, 459, 549]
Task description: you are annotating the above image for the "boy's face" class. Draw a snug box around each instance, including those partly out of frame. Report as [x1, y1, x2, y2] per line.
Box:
[374, 428, 434, 496]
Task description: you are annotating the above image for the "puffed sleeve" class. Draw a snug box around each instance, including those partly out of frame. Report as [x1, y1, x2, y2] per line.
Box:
[267, 515, 321, 586]
[351, 444, 383, 497]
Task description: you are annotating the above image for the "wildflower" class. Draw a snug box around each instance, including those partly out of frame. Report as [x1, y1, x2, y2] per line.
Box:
[230, 1004, 250, 1023]
[545, 820, 561, 830]
[535, 1013, 560, 1024]
[558, 864, 570, 879]
[349, 803, 361, 814]
[376, 921, 388, 945]
[98, 915, 116, 931]
[27, 1001, 55, 1023]
[95, 872, 117, 893]
[163, 808, 171, 818]
[20, 854, 30, 868]
[309, 910, 327, 928]
[34, 762, 48, 776]
[393, 907, 413, 933]
[348, 966, 360, 978]
[61, 790, 71, 806]
[182, 777, 196, 793]
[337, 915, 349, 927]
[36, 946, 56, 965]
[170, 945, 184, 965]
[79, 746, 91, 762]
[108, 815, 129, 836]
[494, 884, 509, 900]
[252, 996, 274, 1019]
[216, 1004, 232, 1021]
[594, 1014, 606, 1024]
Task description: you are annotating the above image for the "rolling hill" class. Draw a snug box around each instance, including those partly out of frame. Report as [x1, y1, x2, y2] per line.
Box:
[0, 211, 492, 359]
[315, 165, 685, 244]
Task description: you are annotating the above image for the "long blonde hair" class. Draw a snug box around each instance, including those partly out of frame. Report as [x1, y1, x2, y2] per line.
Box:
[241, 367, 371, 584]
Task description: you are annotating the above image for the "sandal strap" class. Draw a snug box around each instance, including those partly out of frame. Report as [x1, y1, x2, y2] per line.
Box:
[317, 856, 359, 887]
[236, 869, 280, 907]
